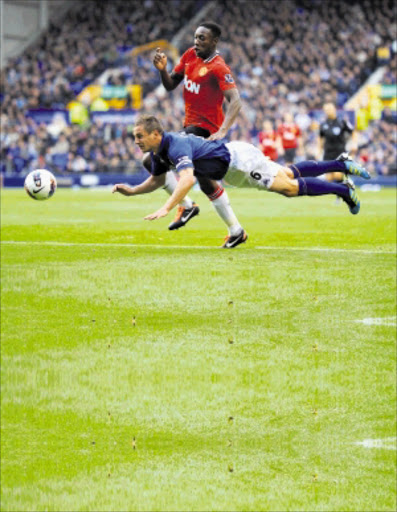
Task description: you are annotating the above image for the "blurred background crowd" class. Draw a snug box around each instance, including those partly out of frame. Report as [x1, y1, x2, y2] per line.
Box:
[1, 0, 396, 176]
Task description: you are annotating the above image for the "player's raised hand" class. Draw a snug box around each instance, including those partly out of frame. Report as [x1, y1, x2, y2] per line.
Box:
[144, 206, 169, 221]
[153, 47, 167, 71]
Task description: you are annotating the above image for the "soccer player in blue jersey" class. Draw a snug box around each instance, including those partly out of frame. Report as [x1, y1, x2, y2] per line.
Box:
[113, 115, 370, 248]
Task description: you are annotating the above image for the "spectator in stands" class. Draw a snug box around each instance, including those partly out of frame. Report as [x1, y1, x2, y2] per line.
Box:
[258, 120, 281, 162]
[1, 0, 396, 176]
[51, 133, 70, 155]
[277, 112, 302, 165]
[382, 106, 396, 124]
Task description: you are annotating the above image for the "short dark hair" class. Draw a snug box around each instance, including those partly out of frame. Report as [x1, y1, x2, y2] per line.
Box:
[199, 21, 222, 39]
[134, 115, 164, 134]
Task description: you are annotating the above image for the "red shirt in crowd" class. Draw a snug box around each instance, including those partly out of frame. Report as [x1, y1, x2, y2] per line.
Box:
[173, 47, 237, 134]
[258, 129, 278, 161]
[277, 123, 301, 149]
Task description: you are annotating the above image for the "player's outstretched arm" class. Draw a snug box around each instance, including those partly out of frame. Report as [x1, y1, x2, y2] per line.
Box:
[112, 174, 166, 196]
[153, 48, 183, 91]
[144, 168, 196, 220]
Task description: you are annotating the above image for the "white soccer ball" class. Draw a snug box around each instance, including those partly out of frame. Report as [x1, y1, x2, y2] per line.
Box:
[24, 169, 57, 200]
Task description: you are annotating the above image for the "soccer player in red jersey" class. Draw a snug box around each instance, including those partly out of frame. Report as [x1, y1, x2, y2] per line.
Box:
[156, 24, 241, 141]
[277, 112, 303, 165]
[258, 120, 282, 162]
[148, 22, 246, 246]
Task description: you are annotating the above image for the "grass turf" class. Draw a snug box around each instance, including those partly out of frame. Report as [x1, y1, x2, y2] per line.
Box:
[1, 187, 396, 512]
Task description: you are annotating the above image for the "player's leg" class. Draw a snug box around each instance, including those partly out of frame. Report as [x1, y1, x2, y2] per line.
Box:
[142, 153, 199, 230]
[289, 159, 370, 180]
[225, 141, 283, 190]
[196, 176, 244, 236]
[268, 168, 361, 214]
[183, 125, 247, 248]
[323, 152, 344, 182]
[326, 171, 344, 182]
[205, 181, 247, 248]
[268, 168, 299, 196]
[164, 172, 200, 230]
[224, 142, 361, 214]
[289, 156, 369, 209]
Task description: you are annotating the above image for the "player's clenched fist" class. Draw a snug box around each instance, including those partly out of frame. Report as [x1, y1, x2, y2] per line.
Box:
[153, 47, 167, 71]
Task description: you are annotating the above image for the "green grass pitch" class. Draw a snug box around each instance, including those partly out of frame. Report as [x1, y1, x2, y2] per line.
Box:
[1, 186, 396, 512]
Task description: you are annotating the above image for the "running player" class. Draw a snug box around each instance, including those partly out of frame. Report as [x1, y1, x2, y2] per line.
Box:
[147, 21, 244, 244]
[113, 116, 370, 247]
[155, 22, 241, 141]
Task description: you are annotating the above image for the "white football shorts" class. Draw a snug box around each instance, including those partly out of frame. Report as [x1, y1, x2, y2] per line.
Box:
[225, 141, 281, 190]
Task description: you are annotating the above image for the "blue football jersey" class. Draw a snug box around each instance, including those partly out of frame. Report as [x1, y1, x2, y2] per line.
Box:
[150, 132, 231, 180]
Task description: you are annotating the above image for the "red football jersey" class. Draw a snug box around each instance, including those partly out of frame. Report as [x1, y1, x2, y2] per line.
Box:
[258, 129, 278, 161]
[277, 123, 301, 149]
[173, 47, 237, 134]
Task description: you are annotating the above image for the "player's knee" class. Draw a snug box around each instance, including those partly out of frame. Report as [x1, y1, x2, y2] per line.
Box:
[284, 180, 299, 197]
[270, 175, 298, 197]
[284, 167, 295, 179]
[197, 176, 218, 196]
[276, 180, 298, 197]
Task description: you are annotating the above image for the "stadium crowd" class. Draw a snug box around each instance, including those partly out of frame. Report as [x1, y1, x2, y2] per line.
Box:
[146, 0, 397, 173]
[1, 0, 396, 176]
[0, 116, 143, 174]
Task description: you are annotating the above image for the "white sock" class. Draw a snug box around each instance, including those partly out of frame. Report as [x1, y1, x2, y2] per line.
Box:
[163, 171, 193, 209]
[209, 187, 242, 236]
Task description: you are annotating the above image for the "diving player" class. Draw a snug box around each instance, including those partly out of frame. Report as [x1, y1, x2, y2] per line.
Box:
[113, 116, 370, 247]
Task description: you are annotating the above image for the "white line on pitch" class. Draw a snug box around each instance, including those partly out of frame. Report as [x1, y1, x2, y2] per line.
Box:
[355, 317, 396, 326]
[255, 246, 395, 255]
[1, 240, 395, 255]
[354, 437, 397, 450]
[1, 240, 213, 250]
